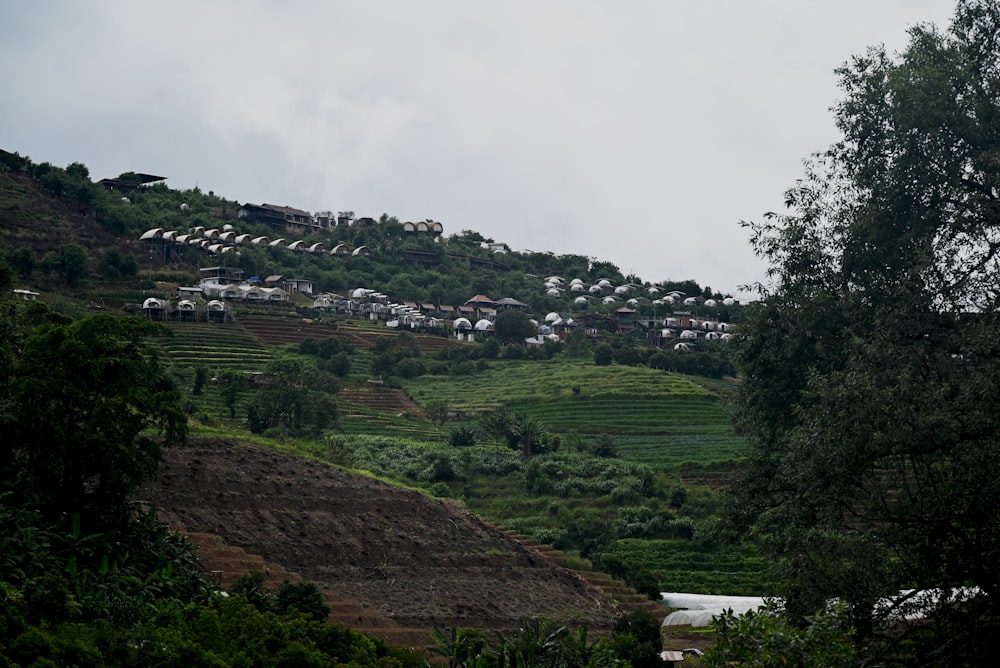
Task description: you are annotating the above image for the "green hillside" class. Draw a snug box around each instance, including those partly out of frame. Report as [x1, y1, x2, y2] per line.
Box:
[404, 359, 742, 467]
[1, 148, 766, 604]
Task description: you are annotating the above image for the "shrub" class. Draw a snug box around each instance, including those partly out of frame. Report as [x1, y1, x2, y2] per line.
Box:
[449, 425, 477, 447]
[429, 482, 451, 498]
[594, 343, 614, 366]
[421, 453, 458, 483]
[274, 579, 330, 622]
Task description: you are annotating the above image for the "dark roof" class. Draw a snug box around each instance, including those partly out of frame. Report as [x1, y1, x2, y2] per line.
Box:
[258, 203, 312, 218]
[464, 294, 496, 305]
[98, 173, 167, 190]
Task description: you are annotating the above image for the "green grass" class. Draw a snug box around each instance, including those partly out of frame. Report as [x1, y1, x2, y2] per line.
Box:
[157, 322, 273, 371]
[405, 358, 717, 409]
[403, 358, 744, 468]
[337, 402, 443, 441]
[603, 539, 778, 596]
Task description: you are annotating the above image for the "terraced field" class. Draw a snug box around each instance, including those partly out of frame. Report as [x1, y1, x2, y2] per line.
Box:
[603, 539, 775, 597]
[403, 359, 744, 467]
[237, 314, 463, 354]
[158, 322, 273, 371]
[337, 385, 443, 440]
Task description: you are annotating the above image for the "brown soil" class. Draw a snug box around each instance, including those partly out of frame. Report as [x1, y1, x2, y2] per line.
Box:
[338, 384, 426, 418]
[143, 437, 631, 649]
[0, 171, 136, 258]
[237, 315, 464, 354]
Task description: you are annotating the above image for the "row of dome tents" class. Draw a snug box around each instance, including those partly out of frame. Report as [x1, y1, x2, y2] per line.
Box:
[139, 227, 371, 258]
[311, 287, 736, 348]
[538, 276, 739, 307]
[140, 297, 228, 319]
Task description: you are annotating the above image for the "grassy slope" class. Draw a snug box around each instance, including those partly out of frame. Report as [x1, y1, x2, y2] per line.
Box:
[404, 358, 743, 468]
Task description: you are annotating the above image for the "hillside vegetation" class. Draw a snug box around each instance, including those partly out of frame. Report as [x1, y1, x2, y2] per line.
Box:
[1, 147, 756, 664]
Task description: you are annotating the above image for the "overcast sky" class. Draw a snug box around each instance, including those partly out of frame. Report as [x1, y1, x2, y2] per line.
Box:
[1, 1, 957, 297]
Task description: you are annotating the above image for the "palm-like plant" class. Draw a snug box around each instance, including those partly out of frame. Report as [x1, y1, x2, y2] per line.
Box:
[510, 413, 547, 459]
[429, 626, 487, 668]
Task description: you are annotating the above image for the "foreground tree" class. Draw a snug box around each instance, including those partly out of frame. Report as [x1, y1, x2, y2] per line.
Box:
[0, 307, 186, 531]
[731, 2, 1000, 664]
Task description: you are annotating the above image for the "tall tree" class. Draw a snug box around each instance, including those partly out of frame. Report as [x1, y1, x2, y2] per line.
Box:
[50, 241, 90, 286]
[731, 2, 1000, 663]
[493, 309, 536, 344]
[0, 309, 186, 530]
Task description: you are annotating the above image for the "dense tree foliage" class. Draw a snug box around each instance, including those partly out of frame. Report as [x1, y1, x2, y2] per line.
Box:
[493, 309, 536, 344]
[705, 601, 856, 668]
[246, 358, 339, 436]
[1, 306, 186, 531]
[731, 2, 1000, 663]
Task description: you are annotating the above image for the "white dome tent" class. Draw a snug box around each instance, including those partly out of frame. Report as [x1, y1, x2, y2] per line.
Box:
[312, 296, 334, 309]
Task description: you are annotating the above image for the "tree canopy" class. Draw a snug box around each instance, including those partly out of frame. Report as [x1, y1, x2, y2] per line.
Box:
[493, 309, 536, 344]
[731, 1, 1000, 663]
[0, 306, 187, 531]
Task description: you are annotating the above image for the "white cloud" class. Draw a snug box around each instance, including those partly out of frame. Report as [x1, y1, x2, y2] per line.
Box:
[0, 0, 957, 295]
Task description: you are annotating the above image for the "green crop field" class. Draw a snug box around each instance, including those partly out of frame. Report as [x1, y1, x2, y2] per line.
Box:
[403, 358, 744, 468]
[603, 539, 778, 597]
[157, 322, 274, 371]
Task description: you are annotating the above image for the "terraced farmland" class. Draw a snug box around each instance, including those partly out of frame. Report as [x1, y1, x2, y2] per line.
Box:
[237, 314, 464, 354]
[604, 539, 777, 597]
[158, 322, 273, 371]
[403, 359, 744, 467]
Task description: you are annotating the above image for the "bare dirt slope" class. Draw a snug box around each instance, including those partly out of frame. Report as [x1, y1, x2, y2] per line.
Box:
[143, 437, 623, 647]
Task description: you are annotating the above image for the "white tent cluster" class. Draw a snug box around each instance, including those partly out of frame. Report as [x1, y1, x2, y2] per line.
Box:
[138, 295, 227, 319]
[534, 274, 738, 310]
[314, 289, 447, 332]
[139, 226, 371, 258]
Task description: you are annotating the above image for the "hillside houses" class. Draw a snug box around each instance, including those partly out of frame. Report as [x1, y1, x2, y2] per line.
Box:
[137, 224, 737, 348]
[231, 204, 446, 239]
[237, 203, 314, 235]
[137, 266, 739, 348]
